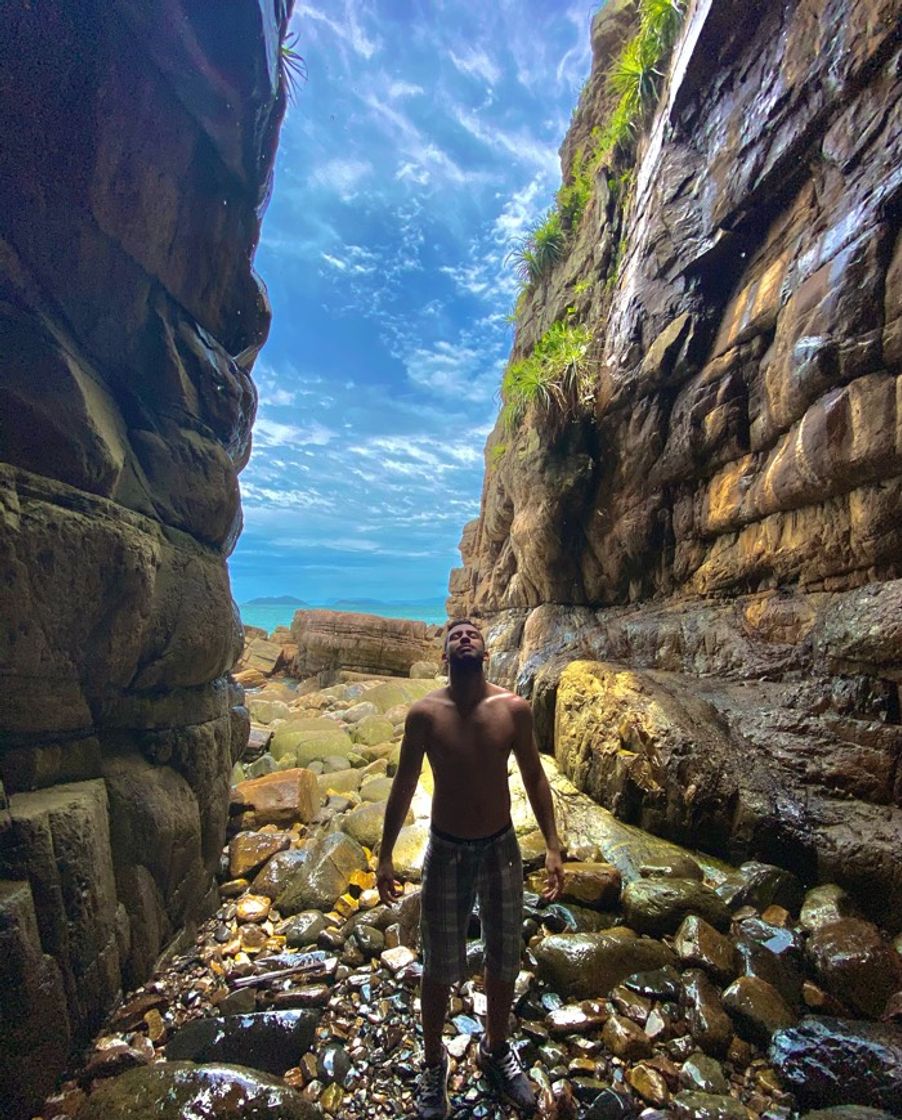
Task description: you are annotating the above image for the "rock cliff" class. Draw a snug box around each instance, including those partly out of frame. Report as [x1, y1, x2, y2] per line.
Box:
[450, 0, 902, 925]
[0, 2, 292, 1114]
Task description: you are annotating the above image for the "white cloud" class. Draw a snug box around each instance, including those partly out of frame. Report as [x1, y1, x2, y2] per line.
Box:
[449, 46, 502, 86]
[253, 418, 337, 448]
[294, 2, 381, 60]
[452, 107, 560, 174]
[311, 158, 373, 199]
[389, 80, 424, 99]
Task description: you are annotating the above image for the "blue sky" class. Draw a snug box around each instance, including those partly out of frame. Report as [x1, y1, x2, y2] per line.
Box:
[229, 0, 598, 604]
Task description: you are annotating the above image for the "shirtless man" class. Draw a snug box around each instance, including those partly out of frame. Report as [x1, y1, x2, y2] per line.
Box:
[377, 619, 564, 1119]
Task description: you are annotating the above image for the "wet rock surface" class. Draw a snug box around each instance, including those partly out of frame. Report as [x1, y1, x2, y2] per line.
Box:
[32, 674, 902, 1120]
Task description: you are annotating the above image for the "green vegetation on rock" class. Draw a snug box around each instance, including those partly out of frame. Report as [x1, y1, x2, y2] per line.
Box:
[506, 0, 686, 302]
[500, 319, 592, 432]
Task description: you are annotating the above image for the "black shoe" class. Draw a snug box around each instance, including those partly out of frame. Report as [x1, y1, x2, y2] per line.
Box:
[476, 1038, 536, 1115]
[416, 1051, 450, 1120]
[583, 1088, 639, 1120]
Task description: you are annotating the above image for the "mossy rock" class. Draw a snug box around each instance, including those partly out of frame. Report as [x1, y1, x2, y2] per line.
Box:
[271, 724, 354, 767]
[364, 680, 436, 713]
[75, 1063, 321, 1119]
[351, 714, 395, 747]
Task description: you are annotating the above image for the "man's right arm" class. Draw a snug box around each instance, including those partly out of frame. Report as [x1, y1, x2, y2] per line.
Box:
[376, 704, 427, 903]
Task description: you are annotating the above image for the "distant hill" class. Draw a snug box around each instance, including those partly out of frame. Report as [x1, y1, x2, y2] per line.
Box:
[327, 597, 445, 610]
[243, 595, 309, 606]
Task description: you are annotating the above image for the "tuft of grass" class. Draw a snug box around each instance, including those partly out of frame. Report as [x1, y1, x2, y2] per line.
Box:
[279, 31, 307, 103]
[557, 148, 593, 230]
[489, 442, 508, 468]
[500, 320, 593, 432]
[506, 209, 567, 286]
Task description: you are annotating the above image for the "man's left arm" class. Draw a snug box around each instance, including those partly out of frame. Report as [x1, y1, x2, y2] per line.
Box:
[511, 698, 564, 900]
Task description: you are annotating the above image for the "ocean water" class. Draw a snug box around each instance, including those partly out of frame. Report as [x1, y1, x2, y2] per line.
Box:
[239, 598, 449, 634]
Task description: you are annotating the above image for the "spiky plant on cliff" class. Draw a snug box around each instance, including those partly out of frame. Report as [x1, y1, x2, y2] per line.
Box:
[507, 210, 567, 286]
[279, 30, 307, 103]
[501, 319, 592, 432]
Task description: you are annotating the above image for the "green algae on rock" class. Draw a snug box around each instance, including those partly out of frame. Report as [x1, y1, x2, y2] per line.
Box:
[74, 1062, 323, 1120]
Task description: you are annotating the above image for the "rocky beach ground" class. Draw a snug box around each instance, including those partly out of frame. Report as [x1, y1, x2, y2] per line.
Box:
[35, 669, 902, 1120]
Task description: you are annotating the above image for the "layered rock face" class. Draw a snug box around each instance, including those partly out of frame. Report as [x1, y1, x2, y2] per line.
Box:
[0, 2, 291, 1114]
[289, 610, 443, 679]
[450, 0, 902, 925]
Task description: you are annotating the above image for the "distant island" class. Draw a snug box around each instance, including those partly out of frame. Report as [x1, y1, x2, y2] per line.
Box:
[243, 595, 309, 606]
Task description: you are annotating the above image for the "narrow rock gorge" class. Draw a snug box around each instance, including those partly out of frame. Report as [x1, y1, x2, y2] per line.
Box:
[0, 2, 292, 1115]
[449, 0, 902, 928]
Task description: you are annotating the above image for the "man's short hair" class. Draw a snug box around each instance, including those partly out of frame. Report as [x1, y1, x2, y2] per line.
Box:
[443, 617, 482, 650]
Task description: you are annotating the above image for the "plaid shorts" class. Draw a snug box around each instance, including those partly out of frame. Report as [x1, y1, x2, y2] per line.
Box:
[420, 822, 523, 986]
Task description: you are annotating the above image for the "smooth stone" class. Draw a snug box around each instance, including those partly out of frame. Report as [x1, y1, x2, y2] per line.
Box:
[280, 911, 330, 949]
[674, 915, 737, 984]
[359, 776, 394, 802]
[799, 885, 859, 934]
[351, 714, 395, 746]
[527, 861, 621, 910]
[315, 767, 362, 795]
[546, 1001, 608, 1036]
[533, 929, 676, 999]
[353, 924, 385, 957]
[391, 822, 430, 880]
[245, 753, 278, 779]
[277, 832, 367, 914]
[735, 925, 804, 1011]
[722, 975, 796, 1044]
[217, 989, 257, 1016]
[539, 901, 622, 934]
[235, 894, 271, 923]
[74, 1063, 321, 1120]
[601, 1013, 653, 1059]
[317, 1042, 351, 1085]
[342, 702, 380, 724]
[672, 1089, 752, 1119]
[682, 969, 733, 1058]
[679, 1053, 729, 1094]
[626, 1062, 670, 1105]
[770, 1016, 902, 1112]
[253, 849, 313, 899]
[342, 799, 411, 848]
[623, 965, 683, 1001]
[714, 861, 804, 914]
[806, 918, 902, 1019]
[622, 879, 732, 936]
[165, 1011, 319, 1073]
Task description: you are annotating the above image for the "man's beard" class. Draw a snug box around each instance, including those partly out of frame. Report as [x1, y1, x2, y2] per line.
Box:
[448, 648, 485, 671]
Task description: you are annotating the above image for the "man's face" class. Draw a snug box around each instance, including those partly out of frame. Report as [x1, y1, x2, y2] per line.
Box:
[444, 622, 486, 665]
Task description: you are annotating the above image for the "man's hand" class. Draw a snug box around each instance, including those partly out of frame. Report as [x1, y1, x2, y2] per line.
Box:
[376, 857, 402, 905]
[542, 848, 564, 901]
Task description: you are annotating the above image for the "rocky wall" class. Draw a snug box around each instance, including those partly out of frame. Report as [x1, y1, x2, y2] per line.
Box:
[289, 610, 443, 679]
[0, 2, 292, 1115]
[449, 0, 902, 927]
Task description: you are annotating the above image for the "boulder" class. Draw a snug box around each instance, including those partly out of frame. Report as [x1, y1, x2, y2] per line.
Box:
[271, 723, 356, 768]
[806, 918, 902, 1019]
[532, 929, 676, 999]
[351, 714, 395, 747]
[233, 770, 319, 827]
[277, 832, 368, 914]
[621, 879, 732, 936]
[228, 830, 291, 879]
[722, 975, 797, 1044]
[770, 1017, 902, 1112]
[410, 660, 440, 678]
[342, 801, 403, 849]
[75, 1063, 322, 1120]
[290, 610, 442, 678]
[527, 861, 621, 910]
